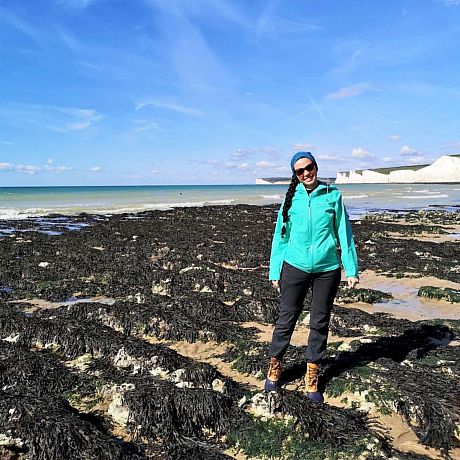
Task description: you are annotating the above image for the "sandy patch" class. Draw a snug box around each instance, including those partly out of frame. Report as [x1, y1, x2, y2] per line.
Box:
[12, 296, 116, 313]
[349, 270, 460, 321]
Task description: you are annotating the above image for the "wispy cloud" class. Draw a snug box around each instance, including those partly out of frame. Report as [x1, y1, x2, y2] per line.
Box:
[58, 0, 99, 9]
[388, 135, 401, 141]
[440, 141, 460, 151]
[286, 93, 325, 123]
[54, 26, 83, 52]
[257, 16, 320, 36]
[53, 108, 102, 131]
[0, 104, 102, 132]
[90, 165, 102, 172]
[146, 0, 235, 95]
[135, 100, 202, 117]
[327, 47, 365, 76]
[436, 0, 460, 6]
[0, 6, 43, 47]
[133, 120, 161, 133]
[171, 0, 249, 27]
[232, 147, 277, 160]
[325, 82, 374, 101]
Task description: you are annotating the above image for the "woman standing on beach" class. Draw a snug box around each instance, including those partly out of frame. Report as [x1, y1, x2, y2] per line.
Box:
[265, 151, 359, 402]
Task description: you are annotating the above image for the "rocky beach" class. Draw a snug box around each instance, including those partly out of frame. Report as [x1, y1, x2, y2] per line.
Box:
[0, 205, 459, 460]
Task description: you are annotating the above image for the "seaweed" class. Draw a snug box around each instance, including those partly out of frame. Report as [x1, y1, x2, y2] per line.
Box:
[0, 391, 145, 460]
[418, 286, 460, 303]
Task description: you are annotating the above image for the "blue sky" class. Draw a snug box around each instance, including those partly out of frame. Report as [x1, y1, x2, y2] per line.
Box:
[1, 0, 460, 186]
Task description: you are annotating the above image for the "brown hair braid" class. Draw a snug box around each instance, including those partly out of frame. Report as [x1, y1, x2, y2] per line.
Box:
[281, 174, 299, 237]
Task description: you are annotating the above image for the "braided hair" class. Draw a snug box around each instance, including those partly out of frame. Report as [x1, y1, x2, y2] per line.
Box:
[281, 174, 299, 237]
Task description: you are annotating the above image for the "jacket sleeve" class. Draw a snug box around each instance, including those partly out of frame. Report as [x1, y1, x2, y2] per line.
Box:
[334, 194, 359, 278]
[268, 204, 290, 281]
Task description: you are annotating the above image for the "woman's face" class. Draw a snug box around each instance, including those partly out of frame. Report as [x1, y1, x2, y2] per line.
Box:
[294, 158, 318, 189]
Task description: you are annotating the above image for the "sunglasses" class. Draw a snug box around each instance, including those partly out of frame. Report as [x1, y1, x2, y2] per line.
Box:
[294, 163, 315, 176]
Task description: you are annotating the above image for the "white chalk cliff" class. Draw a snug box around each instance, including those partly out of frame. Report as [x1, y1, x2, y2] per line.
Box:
[336, 155, 460, 184]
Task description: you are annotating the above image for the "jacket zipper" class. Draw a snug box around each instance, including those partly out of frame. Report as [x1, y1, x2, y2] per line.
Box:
[308, 192, 313, 271]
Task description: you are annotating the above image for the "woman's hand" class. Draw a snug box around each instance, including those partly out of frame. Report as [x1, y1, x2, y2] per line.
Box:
[347, 277, 359, 289]
[271, 280, 280, 293]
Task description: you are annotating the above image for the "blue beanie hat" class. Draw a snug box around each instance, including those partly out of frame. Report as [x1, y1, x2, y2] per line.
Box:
[290, 151, 318, 173]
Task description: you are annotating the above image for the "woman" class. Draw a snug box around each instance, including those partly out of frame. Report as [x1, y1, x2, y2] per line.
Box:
[265, 151, 359, 402]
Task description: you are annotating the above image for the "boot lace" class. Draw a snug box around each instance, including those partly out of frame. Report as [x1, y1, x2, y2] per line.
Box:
[268, 357, 282, 380]
[307, 364, 318, 386]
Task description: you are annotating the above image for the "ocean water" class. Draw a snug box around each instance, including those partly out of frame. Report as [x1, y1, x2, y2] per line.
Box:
[0, 184, 459, 220]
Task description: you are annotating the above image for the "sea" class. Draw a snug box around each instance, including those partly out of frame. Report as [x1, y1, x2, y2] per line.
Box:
[0, 183, 459, 221]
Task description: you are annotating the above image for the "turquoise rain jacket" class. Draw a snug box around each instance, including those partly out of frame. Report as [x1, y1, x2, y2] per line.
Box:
[269, 182, 359, 280]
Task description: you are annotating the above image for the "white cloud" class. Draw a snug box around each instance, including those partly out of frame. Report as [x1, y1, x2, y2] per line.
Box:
[46, 158, 54, 164]
[400, 145, 417, 155]
[351, 147, 373, 158]
[316, 154, 339, 161]
[14, 164, 41, 174]
[383, 156, 394, 163]
[276, 166, 291, 172]
[388, 135, 401, 141]
[90, 166, 102, 172]
[292, 143, 316, 151]
[0, 160, 72, 174]
[225, 162, 250, 170]
[325, 82, 374, 101]
[151, 169, 160, 175]
[52, 166, 72, 173]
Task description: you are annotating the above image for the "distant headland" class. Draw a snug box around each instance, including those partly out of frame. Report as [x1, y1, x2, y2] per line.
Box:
[256, 154, 460, 184]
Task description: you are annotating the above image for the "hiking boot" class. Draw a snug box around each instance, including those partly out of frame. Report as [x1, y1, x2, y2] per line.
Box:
[264, 356, 282, 391]
[304, 362, 323, 403]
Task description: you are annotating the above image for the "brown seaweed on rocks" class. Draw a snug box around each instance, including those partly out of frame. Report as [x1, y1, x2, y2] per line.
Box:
[0, 303, 191, 370]
[33, 296, 260, 345]
[0, 341, 85, 397]
[1, 206, 459, 458]
[0, 391, 145, 460]
[330, 305, 415, 337]
[330, 305, 458, 339]
[325, 351, 460, 455]
[85, 359, 240, 459]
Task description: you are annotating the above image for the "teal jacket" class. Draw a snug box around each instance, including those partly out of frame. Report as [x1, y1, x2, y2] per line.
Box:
[269, 182, 359, 280]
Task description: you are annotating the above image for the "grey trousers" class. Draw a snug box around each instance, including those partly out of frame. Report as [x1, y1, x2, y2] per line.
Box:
[269, 262, 341, 363]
